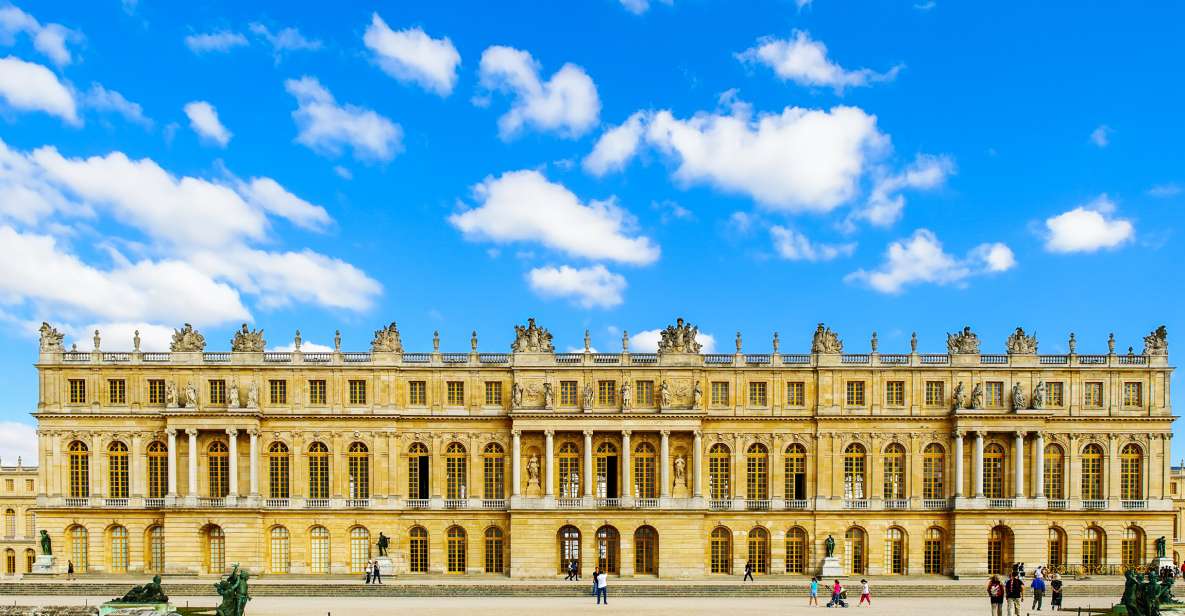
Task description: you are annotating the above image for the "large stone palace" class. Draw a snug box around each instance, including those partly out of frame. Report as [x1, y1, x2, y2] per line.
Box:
[5, 319, 1175, 578]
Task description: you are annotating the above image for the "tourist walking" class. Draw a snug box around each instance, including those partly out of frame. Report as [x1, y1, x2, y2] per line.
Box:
[987, 575, 1005, 616]
[1050, 574, 1063, 611]
[827, 579, 847, 608]
[743, 560, 755, 582]
[566, 559, 578, 581]
[1031, 573, 1046, 611]
[858, 579, 871, 606]
[66, 560, 74, 580]
[595, 569, 608, 605]
[809, 576, 820, 607]
[372, 559, 382, 585]
[1004, 571, 1024, 616]
[365, 560, 372, 584]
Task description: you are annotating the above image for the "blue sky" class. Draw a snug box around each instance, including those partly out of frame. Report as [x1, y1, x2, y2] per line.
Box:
[0, 1, 1181, 462]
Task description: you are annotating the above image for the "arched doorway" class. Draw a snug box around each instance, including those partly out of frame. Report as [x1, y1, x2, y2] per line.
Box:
[634, 526, 658, 575]
[884, 527, 906, 575]
[844, 527, 866, 575]
[785, 527, 808, 574]
[710, 526, 732, 574]
[747, 527, 770, 574]
[557, 525, 581, 576]
[596, 525, 620, 574]
[988, 525, 1012, 575]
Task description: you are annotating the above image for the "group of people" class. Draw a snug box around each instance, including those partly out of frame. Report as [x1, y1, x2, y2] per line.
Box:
[807, 577, 872, 608]
[987, 567, 1064, 615]
[565, 561, 607, 604]
[362, 560, 383, 584]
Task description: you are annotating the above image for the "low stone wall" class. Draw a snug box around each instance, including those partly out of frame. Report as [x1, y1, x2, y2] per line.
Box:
[0, 608, 98, 616]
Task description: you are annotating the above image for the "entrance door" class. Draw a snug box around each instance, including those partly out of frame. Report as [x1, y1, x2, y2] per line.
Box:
[606, 457, 618, 498]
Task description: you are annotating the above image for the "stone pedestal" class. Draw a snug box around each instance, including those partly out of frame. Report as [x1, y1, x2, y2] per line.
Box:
[1150, 556, 1175, 571]
[820, 556, 845, 578]
[31, 554, 54, 574]
[99, 603, 174, 615]
[376, 556, 395, 577]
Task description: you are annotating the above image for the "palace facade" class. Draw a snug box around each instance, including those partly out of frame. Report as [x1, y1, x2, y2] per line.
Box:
[18, 319, 1175, 578]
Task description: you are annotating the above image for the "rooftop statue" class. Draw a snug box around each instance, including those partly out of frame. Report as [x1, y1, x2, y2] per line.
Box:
[170, 323, 206, 352]
[658, 318, 702, 354]
[231, 324, 265, 353]
[810, 323, 843, 354]
[1145, 325, 1168, 356]
[38, 322, 64, 352]
[370, 322, 404, 353]
[111, 574, 169, 604]
[947, 326, 980, 354]
[1005, 327, 1038, 354]
[512, 318, 554, 352]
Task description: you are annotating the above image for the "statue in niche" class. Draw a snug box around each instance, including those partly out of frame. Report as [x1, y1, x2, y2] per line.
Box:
[620, 382, 632, 410]
[583, 384, 594, 410]
[246, 382, 259, 408]
[165, 381, 178, 408]
[512, 382, 524, 408]
[659, 381, 672, 408]
[38, 322, 64, 352]
[543, 382, 554, 409]
[970, 383, 983, 410]
[693, 382, 703, 408]
[1011, 382, 1025, 411]
[228, 381, 240, 409]
[673, 456, 686, 487]
[526, 454, 541, 486]
[952, 382, 966, 410]
[1031, 381, 1046, 410]
[185, 381, 198, 408]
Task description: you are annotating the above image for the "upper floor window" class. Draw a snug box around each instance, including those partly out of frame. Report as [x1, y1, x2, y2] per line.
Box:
[1047, 382, 1065, 407]
[485, 381, 503, 406]
[446, 381, 465, 406]
[408, 381, 427, 406]
[843, 443, 866, 499]
[208, 380, 226, 405]
[923, 444, 945, 499]
[883, 443, 906, 500]
[885, 381, 905, 407]
[348, 379, 367, 405]
[597, 380, 616, 406]
[845, 381, 865, 407]
[1084, 382, 1104, 408]
[786, 382, 805, 407]
[924, 381, 944, 407]
[268, 379, 287, 405]
[710, 382, 729, 406]
[108, 379, 126, 405]
[1121, 444, 1143, 500]
[749, 382, 768, 407]
[1123, 382, 1143, 407]
[309, 380, 327, 405]
[986, 382, 1004, 408]
[635, 380, 654, 406]
[68, 379, 86, 404]
[559, 381, 577, 407]
[148, 379, 165, 405]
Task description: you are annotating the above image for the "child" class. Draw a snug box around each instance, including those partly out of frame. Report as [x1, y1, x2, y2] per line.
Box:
[809, 576, 820, 607]
[858, 579, 871, 606]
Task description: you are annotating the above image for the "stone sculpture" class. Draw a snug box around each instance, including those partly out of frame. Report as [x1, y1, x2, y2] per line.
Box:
[511, 318, 554, 353]
[38, 322, 64, 352]
[228, 381, 240, 409]
[1158, 535, 1168, 558]
[970, 383, 983, 410]
[214, 564, 250, 616]
[1011, 382, 1025, 411]
[811, 323, 843, 354]
[512, 382, 524, 408]
[693, 382, 703, 408]
[947, 326, 980, 354]
[334, 330, 341, 352]
[39, 529, 51, 555]
[470, 330, 478, 352]
[658, 318, 702, 354]
[370, 322, 403, 353]
[1031, 381, 1046, 409]
[246, 382, 258, 409]
[376, 533, 389, 557]
[824, 534, 835, 558]
[165, 382, 178, 408]
[432, 330, 440, 352]
[735, 331, 742, 353]
[185, 381, 198, 408]
[231, 324, 265, 352]
[1068, 332, 1077, 354]
[620, 381, 632, 410]
[293, 330, 301, 351]
[910, 332, 918, 353]
[111, 574, 168, 604]
[772, 332, 780, 354]
[583, 384, 594, 410]
[543, 382, 554, 409]
[1145, 326, 1168, 356]
[93, 329, 101, 351]
[133, 329, 141, 353]
[583, 329, 591, 352]
[622, 330, 629, 352]
[526, 454, 540, 486]
[1005, 327, 1038, 354]
[1109, 333, 1116, 354]
[952, 382, 966, 410]
[673, 456, 686, 486]
[170, 323, 206, 352]
[659, 381, 672, 408]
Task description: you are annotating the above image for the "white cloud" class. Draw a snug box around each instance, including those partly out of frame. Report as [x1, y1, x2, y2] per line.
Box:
[1147, 183, 1182, 198]
[248, 22, 321, 60]
[269, 340, 333, 353]
[0, 421, 36, 464]
[238, 177, 331, 231]
[1043, 195, 1133, 253]
[583, 111, 648, 176]
[363, 14, 460, 96]
[285, 76, 403, 161]
[80, 323, 175, 352]
[183, 100, 231, 147]
[846, 229, 1014, 293]
[770, 225, 855, 261]
[1090, 124, 1111, 148]
[188, 247, 382, 311]
[449, 169, 659, 265]
[84, 84, 151, 128]
[848, 154, 954, 228]
[796, 0, 813, 7]
[527, 264, 625, 308]
[0, 56, 77, 123]
[738, 30, 902, 93]
[630, 328, 715, 353]
[184, 30, 248, 53]
[0, 4, 79, 66]
[333, 166, 352, 180]
[478, 45, 600, 139]
[618, 0, 672, 14]
[914, 1, 937, 10]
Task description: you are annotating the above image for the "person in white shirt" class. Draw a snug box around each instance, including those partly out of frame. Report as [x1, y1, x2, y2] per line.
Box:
[595, 570, 608, 605]
[858, 579, 871, 606]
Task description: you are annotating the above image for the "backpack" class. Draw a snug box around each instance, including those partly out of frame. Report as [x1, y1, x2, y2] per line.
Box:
[990, 583, 1004, 598]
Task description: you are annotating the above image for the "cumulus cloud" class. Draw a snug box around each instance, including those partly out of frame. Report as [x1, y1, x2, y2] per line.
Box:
[847, 154, 955, 228]
[184, 30, 248, 53]
[1147, 183, 1181, 198]
[237, 177, 331, 232]
[285, 76, 403, 161]
[527, 264, 626, 308]
[846, 229, 1014, 293]
[248, 22, 321, 61]
[363, 14, 460, 96]
[478, 45, 600, 139]
[770, 226, 855, 261]
[183, 100, 232, 147]
[1043, 195, 1133, 253]
[0, 4, 80, 66]
[188, 247, 381, 311]
[449, 169, 659, 265]
[1090, 124, 1111, 148]
[630, 328, 715, 353]
[79, 323, 174, 352]
[0, 421, 37, 464]
[583, 111, 648, 176]
[738, 30, 902, 93]
[84, 84, 151, 128]
[268, 340, 333, 353]
[0, 55, 77, 123]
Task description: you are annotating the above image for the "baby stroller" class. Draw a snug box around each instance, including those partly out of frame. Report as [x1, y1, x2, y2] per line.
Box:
[827, 588, 849, 608]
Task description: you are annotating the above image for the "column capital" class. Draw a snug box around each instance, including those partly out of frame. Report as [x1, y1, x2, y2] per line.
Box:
[660, 429, 670, 438]
[1014, 431, 1025, 440]
[543, 429, 555, 438]
[622, 429, 632, 438]
[1031, 430, 1044, 439]
[226, 428, 239, 437]
[952, 430, 965, 438]
[582, 430, 594, 437]
[184, 428, 198, 437]
[693, 431, 703, 440]
[166, 428, 177, 437]
[511, 429, 522, 438]
[247, 429, 260, 438]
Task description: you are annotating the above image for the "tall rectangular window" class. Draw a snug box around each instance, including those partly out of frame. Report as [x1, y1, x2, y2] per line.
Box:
[308, 380, 327, 405]
[597, 380, 616, 406]
[748, 382, 768, 407]
[559, 381, 577, 406]
[924, 381, 944, 406]
[208, 380, 226, 405]
[1084, 382, 1104, 407]
[986, 382, 1004, 407]
[710, 382, 729, 406]
[1047, 382, 1064, 407]
[1123, 382, 1143, 407]
[68, 379, 86, 404]
[408, 381, 427, 406]
[635, 380, 654, 406]
[348, 379, 367, 405]
[845, 381, 865, 407]
[885, 381, 905, 406]
[108, 379, 126, 405]
[148, 379, 165, 405]
[446, 381, 465, 406]
[485, 381, 503, 406]
[786, 382, 805, 406]
[268, 379, 287, 405]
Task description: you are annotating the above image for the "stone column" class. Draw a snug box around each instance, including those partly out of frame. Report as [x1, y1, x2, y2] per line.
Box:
[953, 431, 964, 498]
[974, 431, 984, 498]
[660, 430, 671, 499]
[544, 430, 554, 498]
[166, 429, 178, 498]
[622, 430, 632, 499]
[583, 430, 594, 498]
[131, 433, 143, 498]
[1034, 432, 1045, 499]
[1014, 431, 1024, 499]
[511, 430, 521, 497]
[693, 431, 703, 498]
[1108, 434, 1120, 502]
[1164, 434, 1173, 500]
[186, 428, 198, 498]
[248, 429, 259, 497]
[226, 429, 239, 498]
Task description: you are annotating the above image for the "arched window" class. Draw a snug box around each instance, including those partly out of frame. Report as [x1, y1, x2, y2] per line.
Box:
[557, 442, 580, 498]
[25, 548, 34, 574]
[348, 442, 370, 500]
[108, 442, 129, 499]
[307, 442, 329, 500]
[558, 525, 581, 576]
[785, 527, 807, 574]
[844, 527, 866, 575]
[1082, 527, 1105, 572]
[108, 525, 128, 573]
[1121, 444, 1143, 500]
[146, 441, 168, 499]
[634, 526, 658, 575]
[3, 509, 13, 537]
[884, 527, 905, 575]
[746, 444, 769, 501]
[68, 441, 89, 499]
[747, 527, 770, 574]
[146, 525, 164, 573]
[984, 443, 1006, 499]
[924, 527, 943, 574]
[1122, 527, 1145, 569]
[708, 444, 731, 500]
[408, 443, 429, 500]
[445, 443, 467, 500]
[207, 441, 229, 498]
[1048, 527, 1066, 569]
[69, 525, 88, 572]
[988, 526, 1011, 575]
[784, 444, 807, 501]
[269, 526, 290, 573]
[309, 526, 330, 574]
[595, 442, 618, 499]
[710, 526, 732, 574]
[883, 444, 906, 500]
[923, 444, 945, 500]
[204, 525, 224, 574]
[1044, 445, 1065, 500]
[484, 527, 505, 574]
[634, 442, 657, 499]
[1081, 444, 1104, 501]
[349, 527, 370, 574]
[447, 526, 467, 574]
[596, 525, 620, 574]
[483, 443, 505, 500]
[844, 444, 866, 500]
[408, 526, 428, 573]
[4, 548, 12, 576]
[268, 442, 290, 499]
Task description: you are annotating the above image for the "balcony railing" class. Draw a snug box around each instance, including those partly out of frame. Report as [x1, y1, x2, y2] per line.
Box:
[781, 354, 810, 365]
[102, 352, 131, 362]
[843, 499, 870, 510]
[444, 498, 468, 509]
[480, 499, 507, 510]
[784, 499, 808, 510]
[704, 354, 732, 365]
[745, 499, 771, 511]
[631, 353, 658, 364]
[263, 352, 291, 363]
[1047, 499, 1067, 510]
[478, 353, 510, 364]
[265, 498, 290, 508]
[919, 354, 949, 365]
[203, 352, 230, 362]
[555, 353, 582, 365]
[596, 498, 621, 509]
[987, 498, 1014, 509]
[841, 354, 869, 364]
[1121, 500, 1147, 510]
[405, 499, 429, 510]
[304, 498, 330, 509]
[142, 352, 170, 362]
[441, 353, 469, 364]
[347, 498, 371, 508]
[64, 497, 89, 508]
[744, 354, 771, 365]
[342, 352, 372, 363]
[144, 498, 165, 509]
[980, 354, 1008, 364]
[104, 498, 129, 508]
[884, 498, 909, 510]
[1118, 355, 1148, 366]
[304, 352, 331, 363]
[592, 353, 620, 364]
[922, 498, 949, 510]
[880, 354, 910, 365]
[1078, 354, 1107, 364]
[635, 498, 660, 509]
[708, 499, 733, 511]
[557, 497, 582, 509]
[62, 351, 90, 362]
[1040, 355, 1069, 365]
[198, 497, 226, 508]
[1082, 499, 1108, 510]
